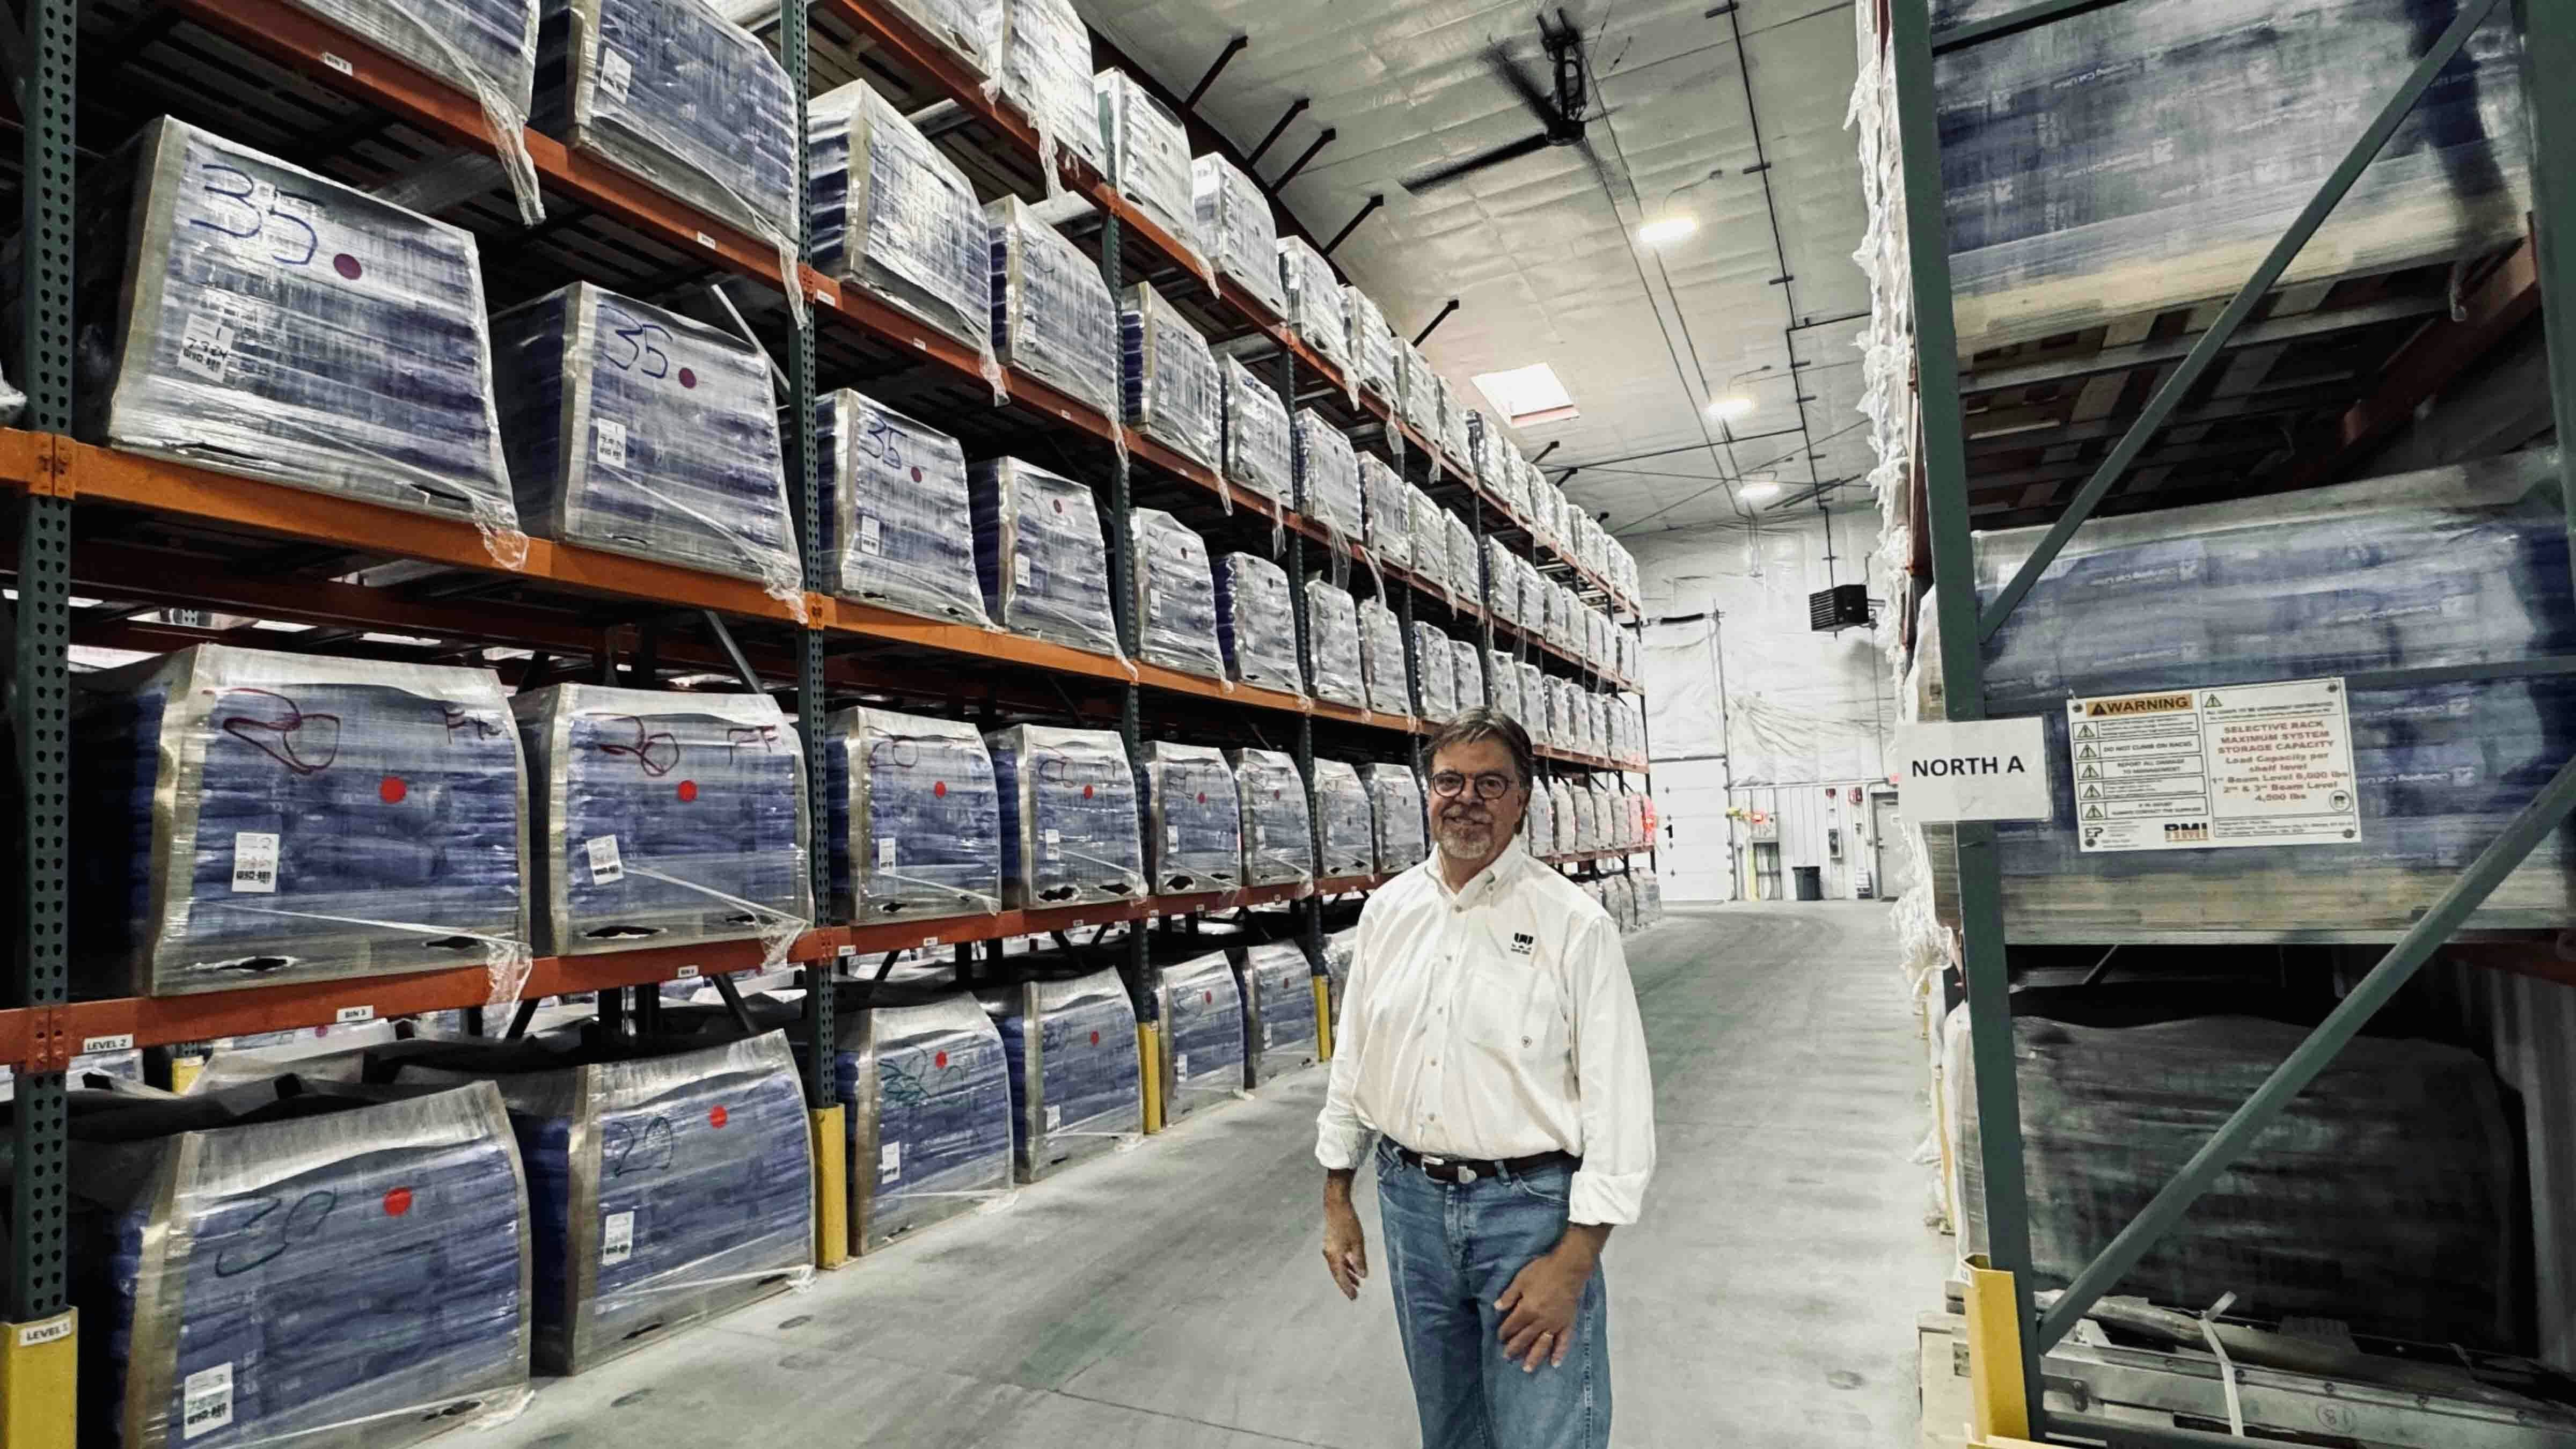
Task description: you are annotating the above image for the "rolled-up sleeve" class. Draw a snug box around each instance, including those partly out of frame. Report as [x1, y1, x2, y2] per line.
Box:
[1565, 914, 1655, 1224]
[1314, 905, 1379, 1170]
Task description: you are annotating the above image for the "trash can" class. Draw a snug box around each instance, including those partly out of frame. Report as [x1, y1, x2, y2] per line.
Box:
[1791, 866, 1824, 901]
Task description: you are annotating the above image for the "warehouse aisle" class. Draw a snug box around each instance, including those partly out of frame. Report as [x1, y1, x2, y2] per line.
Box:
[487, 903, 1946, 1448]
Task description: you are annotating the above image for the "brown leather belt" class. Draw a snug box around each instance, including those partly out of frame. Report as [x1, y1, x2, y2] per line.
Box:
[1392, 1143, 1580, 1185]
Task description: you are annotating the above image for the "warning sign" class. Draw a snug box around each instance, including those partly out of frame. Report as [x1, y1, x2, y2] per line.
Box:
[2069, 678, 2360, 853]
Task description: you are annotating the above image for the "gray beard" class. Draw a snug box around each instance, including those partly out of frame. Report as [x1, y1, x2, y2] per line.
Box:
[1436, 821, 1498, 861]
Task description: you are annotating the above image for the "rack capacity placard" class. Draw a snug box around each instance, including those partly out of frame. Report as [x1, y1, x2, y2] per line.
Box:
[2069, 678, 2360, 853]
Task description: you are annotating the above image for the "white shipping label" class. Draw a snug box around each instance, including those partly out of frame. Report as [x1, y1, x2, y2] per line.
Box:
[231, 832, 280, 894]
[585, 834, 625, 884]
[179, 312, 237, 383]
[1166, 825, 1181, 849]
[594, 417, 629, 471]
[181, 1363, 234, 1440]
[879, 1143, 901, 1180]
[1013, 553, 1033, 588]
[2070, 677, 2360, 853]
[1263, 1025, 1274, 1047]
[1176, 1052, 1190, 1079]
[1043, 827, 1060, 858]
[875, 836, 898, 870]
[1044, 1103, 1063, 1131]
[602, 1210, 636, 1265]
[858, 514, 883, 556]
[598, 48, 634, 105]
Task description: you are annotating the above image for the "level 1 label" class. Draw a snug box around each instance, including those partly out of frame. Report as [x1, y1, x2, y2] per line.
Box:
[2070, 678, 2359, 853]
[16, 1312, 72, 1347]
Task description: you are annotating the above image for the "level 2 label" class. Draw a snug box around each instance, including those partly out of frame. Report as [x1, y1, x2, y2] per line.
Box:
[1891, 717, 2052, 822]
[2070, 677, 2359, 853]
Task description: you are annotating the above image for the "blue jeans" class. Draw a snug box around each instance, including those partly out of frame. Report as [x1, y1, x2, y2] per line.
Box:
[1374, 1138, 1611, 1449]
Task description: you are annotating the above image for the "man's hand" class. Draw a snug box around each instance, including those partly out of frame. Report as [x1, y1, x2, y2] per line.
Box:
[1496, 1227, 1607, 1371]
[1322, 1170, 1368, 1301]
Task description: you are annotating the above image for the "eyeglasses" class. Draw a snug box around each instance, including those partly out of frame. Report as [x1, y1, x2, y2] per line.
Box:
[1429, 770, 1519, 801]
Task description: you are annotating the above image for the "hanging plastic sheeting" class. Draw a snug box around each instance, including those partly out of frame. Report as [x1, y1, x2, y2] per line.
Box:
[1154, 949, 1246, 1121]
[75, 119, 524, 568]
[1121, 283, 1222, 474]
[1445, 513, 1478, 610]
[1305, 579, 1367, 709]
[1095, 70, 1212, 282]
[969, 457, 1123, 657]
[1276, 236, 1350, 378]
[979, 963, 1143, 1181]
[816, 389, 989, 627]
[1918, 452, 2576, 942]
[825, 706, 1003, 925]
[994, 0, 1108, 188]
[984, 724, 1147, 908]
[1294, 410, 1366, 545]
[514, 685, 808, 962]
[1524, 770, 1556, 856]
[1130, 508, 1226, 679]
[1924, 0, 2533, 352]
[1233, 940, 1319, 1087]
[835, 985, 1015, 1254]
[1311, 759, 1375, 879]
[1412, 621, 1457, 722]
[1359, 598, 1410, 717]
[986, 195, 1119, 423]
[1452, 639, 1487, 712]
[1231, 748, 1316, 887]
[1190, 152, 1286, 317]
[491, 282, 800, 609]
[1363, 764, 1428, 873]
[1344, 287, 1399, 404]
[382, 1033, 813, 1373]
[60, 1080, 532, 1449]
[1219, 355, 1293, 509]
[287, 0, 544, 222]
[1139, 741, 1244, 894]
[533, 0, 803, 329]
[1396, 338, 1438, 437]
[808, 80, 1003, 397]
[1214, 551, 1301, 694]
[71, 645, 529, 1002]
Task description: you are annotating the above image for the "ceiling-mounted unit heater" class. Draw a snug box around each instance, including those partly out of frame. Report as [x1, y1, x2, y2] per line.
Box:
[1809, 583, 1871, 633]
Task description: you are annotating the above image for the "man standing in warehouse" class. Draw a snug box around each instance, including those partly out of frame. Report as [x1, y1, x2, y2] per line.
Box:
[1315, 708, 1655, 1449]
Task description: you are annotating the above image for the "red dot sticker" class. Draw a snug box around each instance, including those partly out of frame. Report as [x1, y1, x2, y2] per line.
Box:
[934, 1050, 948, 1068]
[333, 253, 362, 280]
[678, 367, 698, 389]
[709, 1104, 729, 1128]
[1196, 792, 1206, 804]
[1089, 1030, 1101, 1046]
[378, 777, 408, 804]
[933, 780, 947, 798]
[1082, 784, 1094, 799]
[911, 467, 924, 483]
[383, 1187, 413, 1216]
[1052, 499, 1065, 514]
[677, 780, 699, 802]
[1203, 990, 1213, 1004]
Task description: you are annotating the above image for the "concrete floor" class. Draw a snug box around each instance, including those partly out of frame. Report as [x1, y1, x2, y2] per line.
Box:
[486, 902, 1951, 1448]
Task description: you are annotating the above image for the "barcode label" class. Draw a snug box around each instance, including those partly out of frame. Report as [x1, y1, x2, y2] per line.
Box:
[594, 418, 628, 470]
[1177, 1052, 1190, 1078]
[232, 832, 279, 894]
[879, 1143, 901, 1180]
[1013, 553, 1032, 587]
[181, 1363, 234, 1440]
[1044, 1104, 1063, 1131]
[319, 52, 354, 76]
[1166, 825, 1180, 849]
[585, 835, 624, 884]
[858, 514, 883, 555]
[335, 1005, 375, 1024]
[602, 1210, 635, 1265]
[875, 836, 897, 869]
[598, 48, 633, 105]
[179, 312, 237, 383]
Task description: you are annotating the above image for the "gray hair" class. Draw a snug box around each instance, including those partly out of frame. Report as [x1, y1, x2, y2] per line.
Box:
[1426, 707, 1536, 788]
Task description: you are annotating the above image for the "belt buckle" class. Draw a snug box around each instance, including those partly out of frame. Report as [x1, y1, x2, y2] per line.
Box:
[1457, 1165, 1479, 1184]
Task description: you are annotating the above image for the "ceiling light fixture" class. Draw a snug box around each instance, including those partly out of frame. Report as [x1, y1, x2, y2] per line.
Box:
[1707, 394, 1755, 420]
[1739, 478, 1782, 502]
[1637, 215, 1697, 246]
[1473, 363, 1580, 427]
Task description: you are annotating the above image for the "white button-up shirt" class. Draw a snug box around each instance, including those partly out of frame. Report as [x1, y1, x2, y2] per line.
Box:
[1315, 844, 1656, 1225]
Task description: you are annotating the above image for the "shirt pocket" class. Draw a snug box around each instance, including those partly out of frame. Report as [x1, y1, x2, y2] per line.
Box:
[1458, 950, 1570, 1069]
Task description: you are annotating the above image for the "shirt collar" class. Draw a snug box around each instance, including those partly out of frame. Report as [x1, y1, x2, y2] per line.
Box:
[1425, 842, 1528, 907]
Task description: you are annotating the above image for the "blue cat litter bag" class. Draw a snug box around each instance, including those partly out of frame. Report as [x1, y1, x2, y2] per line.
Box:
[1154, 949, 1245, 1122]
[1229, 748, 1314, 888]
[1233, 939, 1319, 1087]
[1139, 741, 1243, 895]
[816, 389, 988, 626]
[836, 988, 1014, 1253]
[809, 79, 998, 382]
[985, 724, 1147, 909]
[827, 705, 1004, 925]
[1215, 552, 1300, 696]
[980, 965, 1143, 1182]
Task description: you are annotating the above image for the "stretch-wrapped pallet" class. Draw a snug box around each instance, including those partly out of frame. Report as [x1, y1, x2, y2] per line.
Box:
[1233, 940, 1319, 1086]
[1311, 759, 1375, 879]
[1220, 355, 1292, 506]
[809, 80, 998, 378]
[1216, 552, 1301, 694]
[1154, 950, 1246, 1122]
[817, 389, 988, 625]
[1363, 764, 1427, 873]
[969, 457, 1122, 656]
[1232, 748, 1316, 887]
[1121, 282, 1221, 472]
[835, 986, 1014, 1253]
[1141, 742, 1244, 894]
[1306, 579, 1366, 709]
[1344, 287, 1398, 402]
[1096, 70, 1208, 274]
[988, 195, 1118, 419]
[1413, 622, 1458, 721]
[1295, 410, 1365, 544]
[985, 724, 1147, 908]
[980, 964, 1143, 1181]
[1277, 235, 1348, 371]
[1452, 639, 1487, 711]
[995, 0, 1107, 175]
[1132, 508, 1226, 679]
[1360, 455, 1410, 569]
[826, 707, 1004, 925]
[1191, 153, 1285, 316]
[1360, 598, 1410, 716]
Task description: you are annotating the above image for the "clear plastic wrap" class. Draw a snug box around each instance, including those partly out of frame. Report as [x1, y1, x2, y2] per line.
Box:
[1445, 512, 1478, 609]
[1311, 759, 1375, 879]
[817, 389, 989, 626]
[1930, 0, 2531, 349]
[1294, 409, 1365, 544]
[1276, 235, 1349, 371]
[1154, 949, 1246, 1120]
[1131, 508, 1226, 679]
[826, 706, 1003, 925]
[1141, 741, 1244, 894]
[1467, 413, 1506, 509]
[809, 80, 1000, 385]
[1320, 927, 1355, 1030]
[1120, 282, 1222, 473]
[1525, 770, 1556, 855]
[1359, 455, 1410, 569]
[1514, 662, 1545, 740]
[968, 456, 1122, 657]
[1232, 940, 1319, 1086]
[1397, 338, 1438, 437]
[1635, 872, 1663, 924]
[1190, 152, 1286, 316]
[1452, 638, 1487, 711]
[1359, 598, 1410, 717]
[1343, 286, 1398, 402]
[535, 0, 801, 323]
[1483, 649, 1523, 728]
[984, 724, 1147, 908]
[64, 1080, 532, 1449]
[995, 0, 1108, 181]
[1408, 485, 1452, 599]
[987, 195, 1119, 420]
[288, 0, 543, 221]
[1413, 621, 1458, 722]
[1215, 552, 1302, 694]
[71, 645, 529, 1001]
[1230, 748, 1316, 886]
[384, 1033, 812, 1373]
[1220, 354, 1293, 506]
[491, 281, 799, 605]
[1436, 375, 1472, 471]
[836, 987, 1014, 1253]
[1362, 764, 1427, 873]
[1305, 579, 1366, 709]
[1548, 778, 1580, 852]
[1095, 71, 1210, 277]
[980, 964, 1144, 1180]
[513, 685, 808, 961]
[73, 119, 523, 567]
[1483, 539, 1519, 626]
[857, 0, 996, 74]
